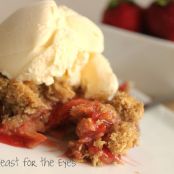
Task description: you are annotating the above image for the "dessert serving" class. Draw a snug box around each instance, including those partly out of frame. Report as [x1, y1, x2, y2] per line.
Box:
[0, 0, 144, 166]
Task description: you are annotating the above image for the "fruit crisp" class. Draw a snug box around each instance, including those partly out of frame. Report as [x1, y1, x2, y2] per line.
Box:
[0, 74, 143, 165]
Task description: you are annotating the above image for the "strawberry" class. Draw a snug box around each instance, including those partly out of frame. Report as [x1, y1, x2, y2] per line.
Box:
[144, 0, 174, 41]
[102, 0, 143, 32]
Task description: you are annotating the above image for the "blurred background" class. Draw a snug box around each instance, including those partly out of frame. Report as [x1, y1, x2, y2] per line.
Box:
[0, 0, 154, 22]
[0, 0, 174, 106]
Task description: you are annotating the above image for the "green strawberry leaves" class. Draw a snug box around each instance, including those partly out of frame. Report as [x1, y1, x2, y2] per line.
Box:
[108, 0, 135, 9]
[109, 0, 120, 8]
[156, 0, 171, 6]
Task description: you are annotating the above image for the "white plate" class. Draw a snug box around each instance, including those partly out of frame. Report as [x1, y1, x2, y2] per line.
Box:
[1, 103, 174, 174]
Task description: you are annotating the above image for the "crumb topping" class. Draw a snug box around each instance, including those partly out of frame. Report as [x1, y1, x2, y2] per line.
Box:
[111, 91, 144, 123]
[0, 74, 144, 165]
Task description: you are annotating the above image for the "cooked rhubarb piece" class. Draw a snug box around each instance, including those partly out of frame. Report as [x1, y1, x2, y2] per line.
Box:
[48, 96, 143, 165]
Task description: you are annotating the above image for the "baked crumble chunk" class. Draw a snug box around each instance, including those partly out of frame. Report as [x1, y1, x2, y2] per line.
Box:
[0, 75, 144, 165]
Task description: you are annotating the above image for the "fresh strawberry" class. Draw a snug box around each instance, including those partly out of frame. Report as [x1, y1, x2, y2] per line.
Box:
[144, 0, 174, 41]
[102, 0, 143, 32]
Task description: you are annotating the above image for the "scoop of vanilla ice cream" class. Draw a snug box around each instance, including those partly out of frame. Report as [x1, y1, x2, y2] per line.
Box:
[0, 0, 103, 85]
[0, 0, 118, 100]
[81, 54, 118, 100]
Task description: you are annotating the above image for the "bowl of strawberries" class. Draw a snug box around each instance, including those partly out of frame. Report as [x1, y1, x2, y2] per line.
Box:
[102, 0, 174, 41]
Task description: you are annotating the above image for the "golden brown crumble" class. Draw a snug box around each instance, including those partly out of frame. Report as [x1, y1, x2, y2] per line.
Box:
[108, 122, 139, 155]
[0, 74, 144, 165]
[0, 75, 76, 133]
[111, 91, 144, 123]
[44, 79, 75, 103]
[0, 75, 47, 116]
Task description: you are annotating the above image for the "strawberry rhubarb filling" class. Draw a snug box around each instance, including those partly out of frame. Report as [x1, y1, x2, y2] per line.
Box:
[0, 77, 143, 165]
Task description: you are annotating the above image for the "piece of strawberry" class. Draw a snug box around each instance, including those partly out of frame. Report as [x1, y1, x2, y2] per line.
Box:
[102, 0, 143, 32]
[144, 0, 174, 41]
